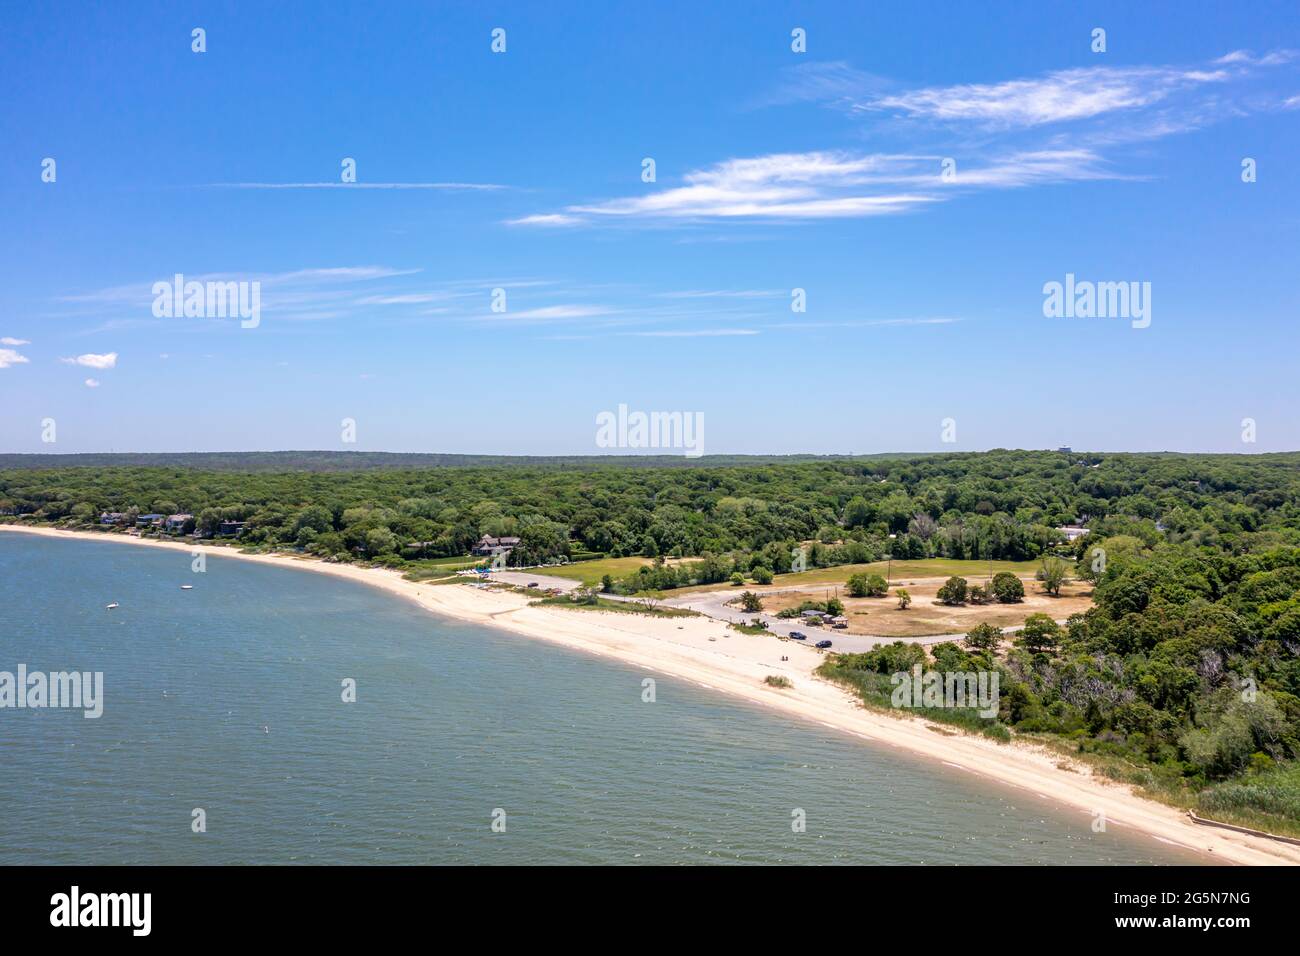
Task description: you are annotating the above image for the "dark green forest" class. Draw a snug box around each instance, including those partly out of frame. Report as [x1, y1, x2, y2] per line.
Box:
[5, 449, 1300, 832]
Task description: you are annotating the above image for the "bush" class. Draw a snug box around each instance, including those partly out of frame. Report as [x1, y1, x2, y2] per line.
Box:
[965, 622, 1003, 651]
[992, 572, 1025, 603]
[1015, 613, 1060, 653]
[848, 572, 889, 598]
[764, 675, 793, 689]
[937, 576, 968, 605]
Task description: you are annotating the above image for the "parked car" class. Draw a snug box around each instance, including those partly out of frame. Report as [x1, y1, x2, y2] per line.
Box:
[789, 631, 807, 640]
[815, 639, 832, 649]
[527, 582, 539, 588]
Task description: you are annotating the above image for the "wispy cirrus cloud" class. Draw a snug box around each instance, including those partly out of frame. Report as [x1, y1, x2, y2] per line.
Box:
[481, 304, 616, 322]
[1, 336, 30, 346]
[859, 65, 1229, 128]
[509, 148, 1111, 225]
[511, 50, 1296, 229]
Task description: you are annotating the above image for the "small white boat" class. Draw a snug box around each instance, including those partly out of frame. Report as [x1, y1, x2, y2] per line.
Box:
[180, 585, 194, 590]
[105, 602, 119, 609]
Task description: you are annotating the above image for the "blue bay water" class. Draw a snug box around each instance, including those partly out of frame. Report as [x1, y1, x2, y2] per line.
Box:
[0, 534, 1204, 865]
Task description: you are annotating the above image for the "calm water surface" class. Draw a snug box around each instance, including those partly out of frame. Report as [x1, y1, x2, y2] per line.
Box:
[0, 535, 1205, 865]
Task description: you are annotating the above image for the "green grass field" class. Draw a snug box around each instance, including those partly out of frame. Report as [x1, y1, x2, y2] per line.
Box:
[529, 556, 655, 587]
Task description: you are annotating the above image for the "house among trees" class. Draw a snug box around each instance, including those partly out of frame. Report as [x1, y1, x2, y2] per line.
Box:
[472, 534, 520, 557]
[99, 512, 128, 525]
[165, 513, 194, 534]
[217, 520, 247, 537]
[136, 513, 164, 528]
[1057, 525, 1090, 542]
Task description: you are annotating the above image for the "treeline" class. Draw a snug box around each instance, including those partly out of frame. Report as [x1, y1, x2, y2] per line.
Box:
[2, 451, 1298, 572]
[821, 538, 1300, 829]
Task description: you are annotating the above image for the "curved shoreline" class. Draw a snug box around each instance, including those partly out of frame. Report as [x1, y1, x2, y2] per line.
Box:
[4, 523, 1298, 866]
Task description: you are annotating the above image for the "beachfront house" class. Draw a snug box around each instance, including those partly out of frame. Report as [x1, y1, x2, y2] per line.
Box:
[99, 512, 128, 526]
[472, 534, 520, 558]
[165, 513, 194, 534]
[136, 513, 164, 528]
[217, 520, 247, 537]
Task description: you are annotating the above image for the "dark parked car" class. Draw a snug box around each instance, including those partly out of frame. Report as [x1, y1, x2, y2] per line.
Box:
[789, 631, 807, 640]
[815, 639, 832, 649]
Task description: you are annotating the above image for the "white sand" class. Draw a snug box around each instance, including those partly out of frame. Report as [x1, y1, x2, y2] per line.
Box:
[5, 523, 1298, 866]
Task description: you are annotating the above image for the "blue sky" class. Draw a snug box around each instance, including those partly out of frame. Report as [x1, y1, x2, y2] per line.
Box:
[2, 1, 1298, 455]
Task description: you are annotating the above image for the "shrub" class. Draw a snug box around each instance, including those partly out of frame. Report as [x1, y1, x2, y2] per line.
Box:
[992, 572, 1026, 603]
[965, 622, 1003, 652]
[1015, 613, 1060, 653]
[937, 576, 968, 605]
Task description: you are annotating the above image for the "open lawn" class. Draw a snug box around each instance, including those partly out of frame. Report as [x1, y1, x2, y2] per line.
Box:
[758, 572, 1093, 638]
[530, 556, 655, 587]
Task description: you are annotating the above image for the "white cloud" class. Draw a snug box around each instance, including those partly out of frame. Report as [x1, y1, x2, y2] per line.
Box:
[514, 149, 1112, 225]
[0, 336, 29, 346]
[0, 348, 30, 368]
[506, 213, 583, 226]
[84, 378, 100, 388]
[61, 352, 118, 369]
[483, 305, 613, 321]
[862, 66, 1228, 128]
[1215, 49, 1296, 67]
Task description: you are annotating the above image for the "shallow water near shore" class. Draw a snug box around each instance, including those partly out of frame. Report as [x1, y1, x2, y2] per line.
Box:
[0, 534, 1206, 865]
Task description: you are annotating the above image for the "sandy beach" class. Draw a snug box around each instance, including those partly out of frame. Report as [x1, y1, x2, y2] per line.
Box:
[5, 522, 1299, 866]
